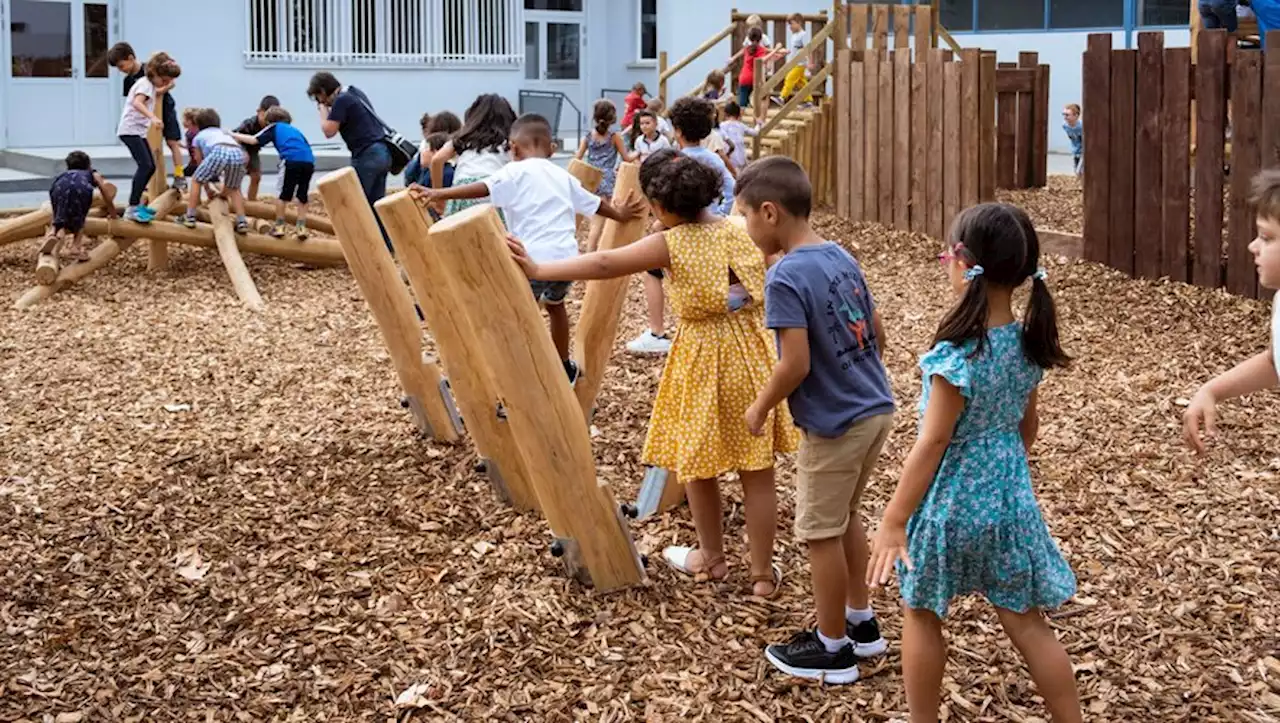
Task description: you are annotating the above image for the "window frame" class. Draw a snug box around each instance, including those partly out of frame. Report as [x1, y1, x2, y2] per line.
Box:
[932, 0, 1188, 35]
[635, 0, 658, 65]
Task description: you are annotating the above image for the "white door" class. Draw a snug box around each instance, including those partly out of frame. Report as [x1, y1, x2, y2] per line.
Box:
[5, 0, 115, 148]
[523, 2, 586, 141]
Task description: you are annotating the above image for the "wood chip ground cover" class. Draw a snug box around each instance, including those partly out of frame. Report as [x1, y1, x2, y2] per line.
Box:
[1, 208, 1278, 722]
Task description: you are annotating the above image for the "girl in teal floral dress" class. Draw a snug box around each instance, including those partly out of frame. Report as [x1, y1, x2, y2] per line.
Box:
[869, 204, 1083, 723]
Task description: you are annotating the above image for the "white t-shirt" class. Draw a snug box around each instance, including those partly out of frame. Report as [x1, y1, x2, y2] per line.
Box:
[484, 157, 602, 263]
[702, 129, 729, 156]
[117, 77, 156, 137]
[454, 148, 508, 182]
[192, 127, 239, 156]
[790, 30, 810, 53]
[1272, 293, 1280, 379]
[636, 133, 672, 160]
[744, 34, 773, 48]
[656, 116, 674, 138]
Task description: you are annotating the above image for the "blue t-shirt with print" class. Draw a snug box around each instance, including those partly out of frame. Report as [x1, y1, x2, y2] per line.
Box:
[765, 242, 894, 438]
[327, 86, 384, 155]
[1063, 121, 1083, 156]
[255, 122, 316, 164]
[680, 145, 736, 216]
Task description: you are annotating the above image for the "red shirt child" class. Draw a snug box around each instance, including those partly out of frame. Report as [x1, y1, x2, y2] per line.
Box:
[622, 83, 648, 128]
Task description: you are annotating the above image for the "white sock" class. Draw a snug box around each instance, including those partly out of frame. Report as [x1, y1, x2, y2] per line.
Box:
[846, 606, 875, 624]
[817, 629, 851, 654]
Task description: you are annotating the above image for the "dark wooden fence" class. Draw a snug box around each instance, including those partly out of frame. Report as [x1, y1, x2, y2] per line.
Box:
[996, 54, 1050, 190]
[1083, 30, 1280, 299]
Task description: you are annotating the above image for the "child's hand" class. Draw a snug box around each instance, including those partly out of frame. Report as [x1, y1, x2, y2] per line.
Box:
[619, 195, 648, 221]
[1182, 387, 1219, 454]
[407, 183, 433, 205]
[867, 521, 912, 588]
[505, 234, 538, 278]
[744, 400, 769, 436]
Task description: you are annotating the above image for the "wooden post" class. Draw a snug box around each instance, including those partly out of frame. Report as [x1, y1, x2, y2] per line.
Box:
[375, 191, 540, 512]
[14, 190, 182, 310]
[1016, 52, 1039, 189]
[959, 48, 980, 209]
[207, 199, 265, 311]
[1194, 30, 1228, 288]
[1109, 49, 1137, 277]
[878, 53, 894, 223]
[848, 54, 865, 223]
[658, 51, 668, 106]
[1134, 34, 1165, 281]
[568, 158, 605, 249]
[753, 56, 765, 123]
[1228, 48, 1263, 297]
[910, 49, 927, 232]
[893, 50, 910, 230]
[428, 205, 646, 592]
[864, 54, 880, 222]
[1162, 46, 1192, 284]
[836, 49, 851, 218]
[315, 169, 462, 444]
[927, 49, 945, 239]
[574, 163, 647, 421]
[978, 51, 997, 201]
[1083, 34, 1112, 265]
[943, 57, 961, 237]
[146, 124, 169, 272]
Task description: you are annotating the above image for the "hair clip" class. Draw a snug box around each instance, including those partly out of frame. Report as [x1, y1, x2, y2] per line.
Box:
[963, 265, 985, 282]
[1033, 267, 1048, 281]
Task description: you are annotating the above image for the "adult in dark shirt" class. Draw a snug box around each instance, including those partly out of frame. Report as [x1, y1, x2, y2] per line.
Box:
[307, 72, 391, 214]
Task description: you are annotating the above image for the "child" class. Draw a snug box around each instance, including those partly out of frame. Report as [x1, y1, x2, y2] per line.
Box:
[646, 98, 674, 138]
[627, 97, 735, 356]
[1184, 170, 1280, 453]
[736, 157, 892, 684]
[737, 27, 772, 111]
[579, 99, 639, 252]
[231, 106, 314, 239]
[41, 151, 117, 266]
[114, 53, 179, 223]
[181, 107, 201, 180]
[108, 44, 186, 191]
[699, 69, 728, 104]
[411, 114, 646, 386]
[430, 94, 516, 217]
[1200, 0, 1240, 31]
[1062, 104, 1084, 176]
[621, 82, 649, 129]
[182, 108, 252, 234]
[509, 149, 797, 596]
[233, 95, 280, 201]
[634, 111, 673, 162]
[702, 105, 734, 175]
[780, 13, 814, 105]
[718, 102, 756, 174]
[868, 203, 1081, 722]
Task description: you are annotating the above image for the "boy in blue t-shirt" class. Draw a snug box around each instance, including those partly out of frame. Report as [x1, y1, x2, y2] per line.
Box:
[1063, 103, 1084, 176]
[232, 106, 316, 239]
[738, 156, 894, 685]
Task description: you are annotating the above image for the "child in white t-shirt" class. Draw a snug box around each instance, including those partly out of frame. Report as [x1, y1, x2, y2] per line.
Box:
[411, 114, 647, 386]
[1184, 169, 1280, 452]
[634, 110, 673, 161]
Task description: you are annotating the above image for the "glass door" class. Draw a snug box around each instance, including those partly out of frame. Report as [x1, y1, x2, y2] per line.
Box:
[523, 4, 585, 143]
[76, 0, 114, 145]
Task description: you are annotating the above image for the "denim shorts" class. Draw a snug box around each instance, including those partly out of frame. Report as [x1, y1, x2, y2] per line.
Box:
[530, 280, 571, 305]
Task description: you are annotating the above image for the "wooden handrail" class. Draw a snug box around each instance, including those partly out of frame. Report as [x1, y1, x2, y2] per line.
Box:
[753, 65, 831, 158]
[659, 21, 738, 85]
[732, 11, 826, 23]
[758, 15, 838, 99]
[937, 23, 963, 55]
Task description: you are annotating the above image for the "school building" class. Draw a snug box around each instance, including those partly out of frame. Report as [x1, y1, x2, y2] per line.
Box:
[0, 0, 1194, 172]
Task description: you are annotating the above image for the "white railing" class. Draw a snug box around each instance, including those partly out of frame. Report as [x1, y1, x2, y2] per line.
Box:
[244, 0, 523, 67]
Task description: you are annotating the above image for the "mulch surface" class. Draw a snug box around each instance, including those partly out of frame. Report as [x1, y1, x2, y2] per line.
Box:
[1, 202, 1278, 722]
[997, 176, 1084, 236]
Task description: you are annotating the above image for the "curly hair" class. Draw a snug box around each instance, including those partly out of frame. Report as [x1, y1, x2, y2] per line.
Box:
[640, 149, 721, 221]
[454, 94, 516, 154]
[669, 97, 714, 144]
[145, 51, 180, 79]
[592, 98, 617, 135]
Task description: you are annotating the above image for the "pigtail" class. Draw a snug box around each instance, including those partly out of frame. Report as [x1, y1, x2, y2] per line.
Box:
[932, 276, 991, 359]
[629, 112, 643, 149]
[1022, 276, 1070, 369]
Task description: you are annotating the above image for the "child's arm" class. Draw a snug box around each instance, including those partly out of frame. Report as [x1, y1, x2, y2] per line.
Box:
[132, 92, 161, 125]
[575, 136, 588, 161]
[595, 195, 648, 223]
[508, 230, 671, 281]
[429, 142, 456, 194]
[230, 132, 260, 146]
[1020, 388, 1039, 452]
[612, 132, 639, 162]
[746, 327, 810, 435]
[1182, 349, 1279, 453]
[868, 376, 965, 587]
[93, 173, 119, 218]
[408, 181, 489, 205]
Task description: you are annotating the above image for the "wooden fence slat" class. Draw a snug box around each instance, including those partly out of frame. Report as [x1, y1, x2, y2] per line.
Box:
[1134, 33, 1164, 280]
[821, 105, 833, 205]
[911, 52, 927, 233]
[1161, 47, 1191, 284]
[1229, 49, 1263, 297]
[1194, 30, 1228, 288]
[997, 88, 1018, 190]
[773, 19, 787, 57]
[865, 54, 880, 222]
[996, 69, 1036, 93]
[879, 53, 895, 223]
[914, 5, 932, 58]
[1265, 32, 1280, 171]
[1083, 34, 1112, 265]
[811, 18, 826, 71]
[730, 21, 746, 94]
[960, 48, 980, 209]
[894, 50, 911, 230]
[1032, 63, 1050, 187]
[836, 50, 851, 218]
[927, 49, 945, 240]
[979, 51, 997, 201]
[944, 59, 961, 238]
[893, 6, 910, 49]
[1109, 49, 1137, 277]
[850, 58, 866, 222]
[872, 5, 889, 55]
[1016, 52, 1038, 189]
[850, 4, 869, 58]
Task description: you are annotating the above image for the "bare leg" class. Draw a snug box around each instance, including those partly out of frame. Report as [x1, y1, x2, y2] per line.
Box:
[67, 230, 88, 260]
[585, 215, 605, 252]
[995, 607, 1083, 723]
[546, 302, 571, 361]
[274, 197, 286, 221]
[166, 140, 184, 182]
[294, 199, 308, 238]
[739, 466, 777, 596]
[644, 273, 666, 335]
[247, 170, 261, 201]
[841, 513, 871, 609]
[186, 180, 203, 217]
[902, 606, 946, 723]
[228, 189, 247, 219]
[809, 535, 847, 639]
[684, 477, 728, 579]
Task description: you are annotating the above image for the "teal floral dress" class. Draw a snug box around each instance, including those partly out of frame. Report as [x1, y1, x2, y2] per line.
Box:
[899, 323, 1076, 618]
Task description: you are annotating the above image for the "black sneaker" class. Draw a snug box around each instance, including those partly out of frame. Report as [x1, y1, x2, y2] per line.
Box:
[564, 360, 580, 389]
[847, 617, 888, 658]
[764, 630, 860, 684]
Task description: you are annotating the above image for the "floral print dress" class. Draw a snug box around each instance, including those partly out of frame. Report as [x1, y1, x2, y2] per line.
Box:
[899, 323, 1076, 618]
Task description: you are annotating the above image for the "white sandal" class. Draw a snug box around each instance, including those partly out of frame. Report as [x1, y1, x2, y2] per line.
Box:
[662, 546, 727, 583]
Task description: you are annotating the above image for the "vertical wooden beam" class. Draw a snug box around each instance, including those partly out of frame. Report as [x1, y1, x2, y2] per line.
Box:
[146, 124, 169, 272]
[1161, 47, 1192, 284]
[1016, 52, 1039, 189]
[872, 5, 889, 56]
[1032, 62, 1051, 187]
[1228, 49, 1263, 297]
[1083, 34, 1112, 265]
[927, 48, 945, 240]
[1194, 30, 1228, 288]
[658, 51, 668, 106]
[1264, 32, 1280, 171]
[914, 5, 932, 58]
[836, 49, 851, 218]
[978, 51, 997, 202]
[893, 6, 910, 50]
[1134, 33, 1165, 280]
[959, 48, 980, 209]
[894, 50, 911, 231]
[911, 50, 927, 233]
[879, 52, 895, 224]
[943, 58, 961, 238]
[997, 88, 1018, 190]
[208, 198, 265, 311]
[849, 56, 866, 223]
[850, 4, 868, 60]
[864, 54, 880, 222]
[1109, 49, 1137, 277]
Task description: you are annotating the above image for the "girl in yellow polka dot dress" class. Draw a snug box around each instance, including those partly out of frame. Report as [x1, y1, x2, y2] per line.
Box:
[509, 149, 798, 597]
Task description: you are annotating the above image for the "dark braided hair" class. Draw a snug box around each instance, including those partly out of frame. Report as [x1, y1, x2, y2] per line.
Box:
[640, 149, 721, 221]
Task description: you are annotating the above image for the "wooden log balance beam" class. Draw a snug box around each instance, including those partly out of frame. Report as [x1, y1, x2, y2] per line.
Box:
[316, 168, 462, 445]
[426, 204, 646, 592]
[147, 124, 170, 273]
[376, 190, 539, 511]
[208, 199, 265, 311]
[240, 200, 336, 236]
[13, 189, 183, 310]
[74, 216, 346, 267]
[0, 190, 118, 249]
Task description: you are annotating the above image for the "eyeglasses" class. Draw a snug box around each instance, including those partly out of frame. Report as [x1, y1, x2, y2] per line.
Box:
[938, 243, 965, 266]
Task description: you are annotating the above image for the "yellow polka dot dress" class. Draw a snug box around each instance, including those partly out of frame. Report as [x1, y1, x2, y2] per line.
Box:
[642, 220, 799, 481]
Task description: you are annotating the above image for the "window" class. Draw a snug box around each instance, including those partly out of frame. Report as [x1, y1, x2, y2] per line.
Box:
[10, 0, 72, 78]
[244, 0, 523, 66]
[938, 0, 974, 32]
[639, 0, 657, 61]
[1050, 0, 1125, 29]
[977, 0, 1044, 30]
[1140, 0, 1190, 26]
[524, 0, 581, 9]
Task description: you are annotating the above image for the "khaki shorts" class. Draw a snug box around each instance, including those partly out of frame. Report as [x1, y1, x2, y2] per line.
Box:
[794, 413, 893, 541]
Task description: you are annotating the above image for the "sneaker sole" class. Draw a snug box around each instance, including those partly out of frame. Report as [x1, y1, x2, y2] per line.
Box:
[764, 648, 860, 685]
[854, 637, 888, 658]
[625, 347, 671, 356]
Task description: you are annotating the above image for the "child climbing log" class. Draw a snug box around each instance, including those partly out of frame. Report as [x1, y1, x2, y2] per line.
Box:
[207, 198, 264, 311]
[376, 189, 539, 511]
[427, 204, 645, 592]
[316, 168, 462, 445]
